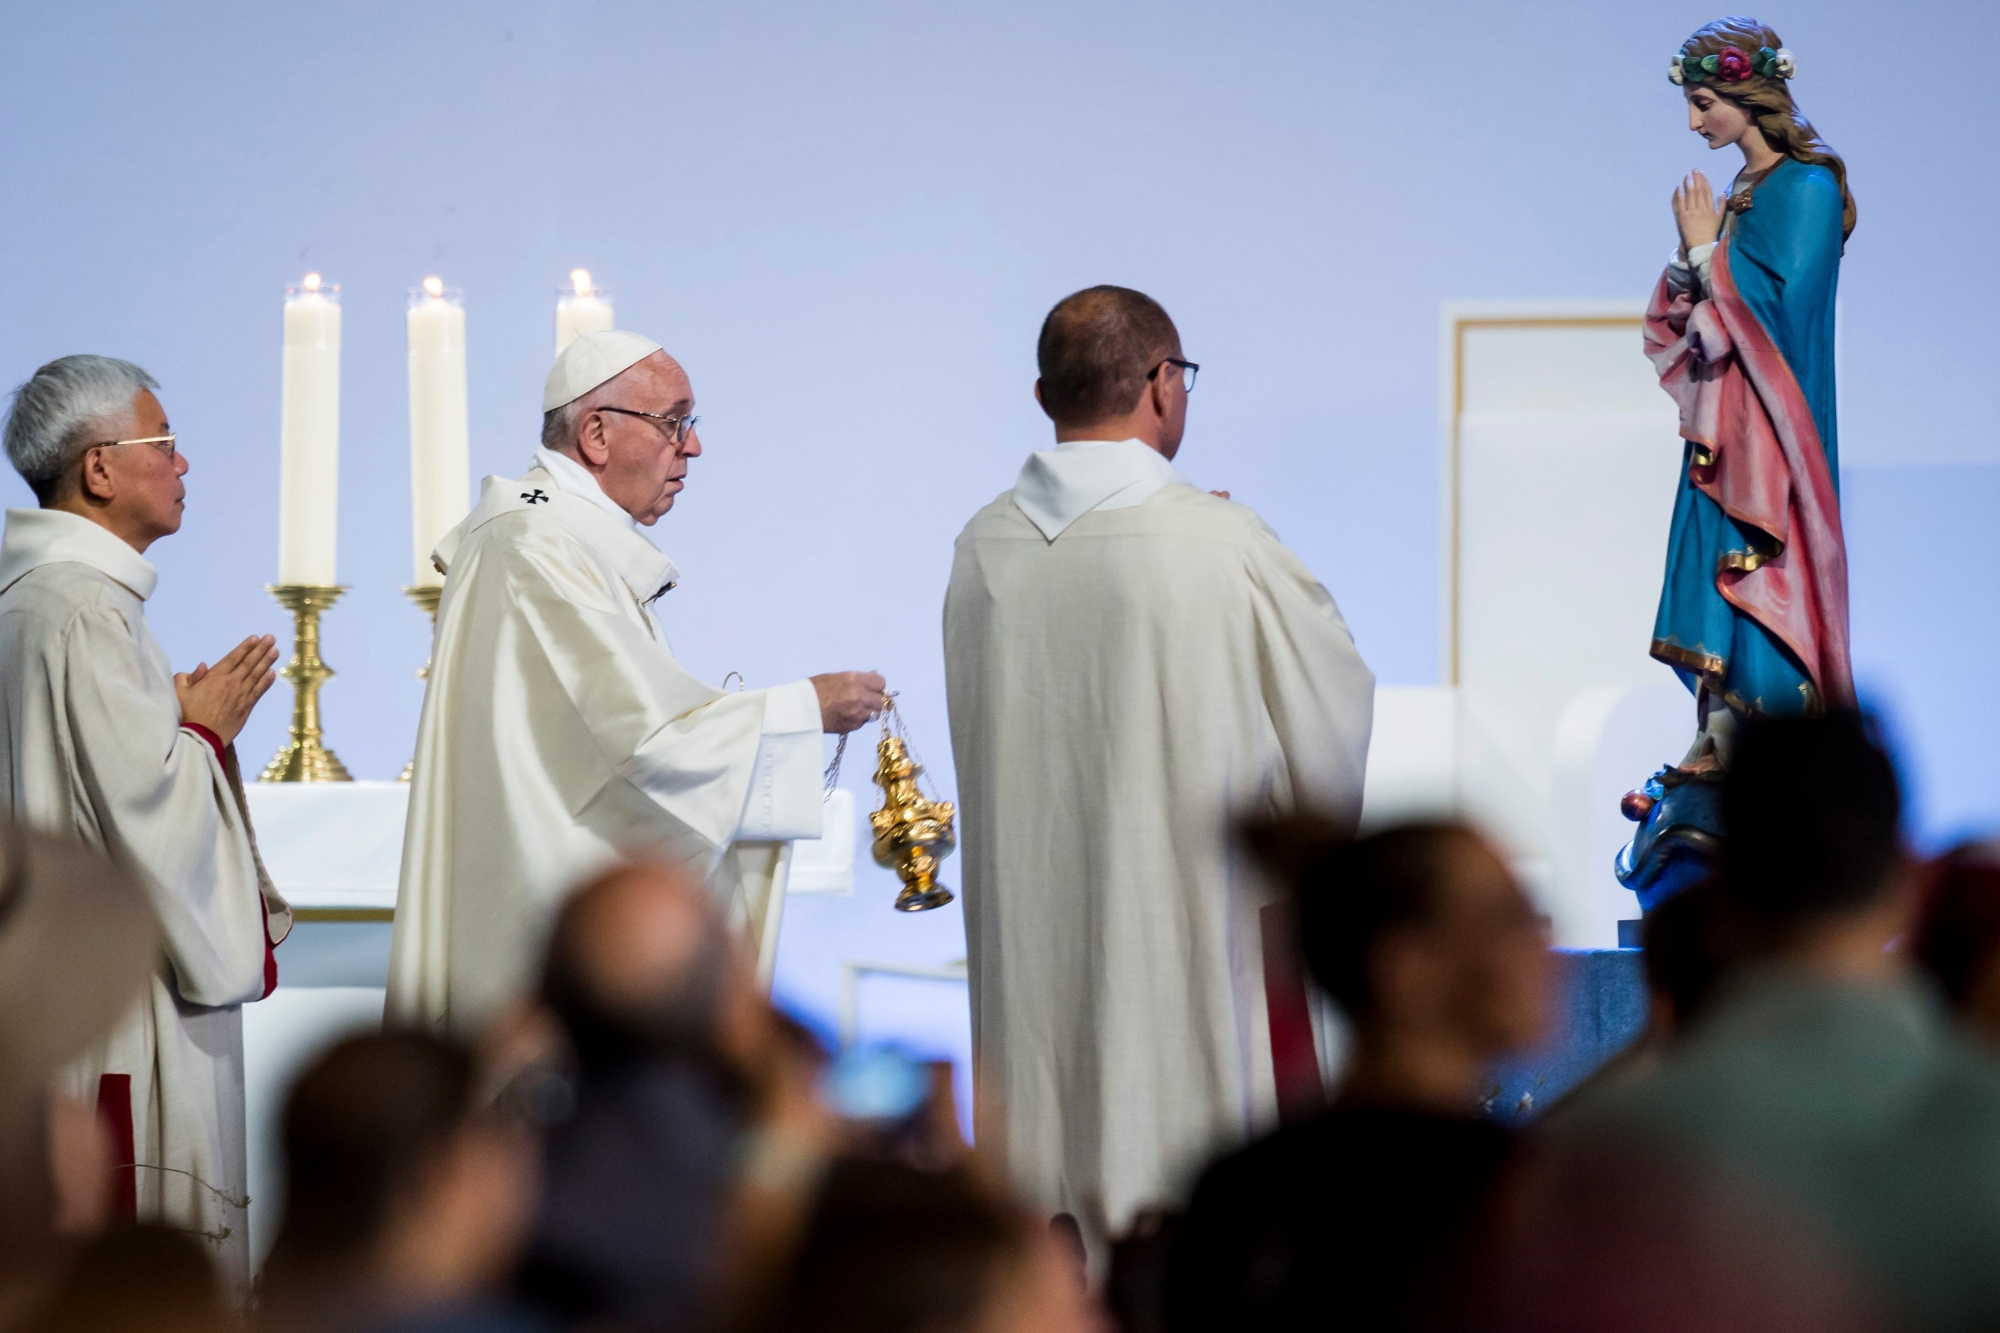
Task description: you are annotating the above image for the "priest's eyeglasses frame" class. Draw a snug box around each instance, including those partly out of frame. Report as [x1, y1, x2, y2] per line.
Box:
[596, 406, 701, 445]
[1147, 358, 1199, 393]
[91, 433, 178, 460]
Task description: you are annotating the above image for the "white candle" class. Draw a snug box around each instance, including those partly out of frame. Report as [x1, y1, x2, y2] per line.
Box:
[555, 268, 613, 354]
[277, 274, 340, 586]
[407, 277, 469, 589]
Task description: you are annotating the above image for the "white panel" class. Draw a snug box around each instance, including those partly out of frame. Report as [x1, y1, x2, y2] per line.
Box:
[790, 789, 858, 895]
[1461, 323, 1667, 415]
[1442, 308, 1694, 936]
[1588, 684, 1693, 936]
[1456, 406, 1681, 865]
[1549, 682, 1691, 947]
[1359, 686, 1457, 831]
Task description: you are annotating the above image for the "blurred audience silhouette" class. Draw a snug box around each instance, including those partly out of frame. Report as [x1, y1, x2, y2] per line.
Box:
[513, 861, 836, 1333]
[742, 1157, 1090, 1333]
[258, 1031, 540, 1333]
[1909, 841, 2000, 1049]
[1165, 819, 1551, 1331]
[0, 819, 243, 1333]
[18, 713, 2000, 1333]
[1496, 713, 2000, 1333]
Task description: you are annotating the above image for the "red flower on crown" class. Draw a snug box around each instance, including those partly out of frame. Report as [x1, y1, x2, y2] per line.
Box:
[1714, 47, 1754, 82]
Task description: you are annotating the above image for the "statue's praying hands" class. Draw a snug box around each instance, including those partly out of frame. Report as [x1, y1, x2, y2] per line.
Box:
[1672, 169, 1723, 257]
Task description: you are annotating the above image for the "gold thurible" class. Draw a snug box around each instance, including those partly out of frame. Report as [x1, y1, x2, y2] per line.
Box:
[869, 724, 956, 912]
[398, 584, 444, 783]
[260, 585, 352, 782]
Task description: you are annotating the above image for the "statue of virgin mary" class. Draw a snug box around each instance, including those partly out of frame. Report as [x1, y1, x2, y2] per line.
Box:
[1618, 16, 1858, 908]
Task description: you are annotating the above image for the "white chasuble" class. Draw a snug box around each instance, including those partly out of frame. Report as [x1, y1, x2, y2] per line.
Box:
[0, 508, 290, 1297]
[944, 444, 1374, 1238]
[388, 465, 822, 1035]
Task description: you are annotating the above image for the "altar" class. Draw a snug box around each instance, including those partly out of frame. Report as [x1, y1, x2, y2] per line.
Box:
[240, 782, 859, 1266]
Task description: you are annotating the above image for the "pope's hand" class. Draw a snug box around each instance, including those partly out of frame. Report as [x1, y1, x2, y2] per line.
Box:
[812, 671, 886, 735]
[175, 634, 280, 746]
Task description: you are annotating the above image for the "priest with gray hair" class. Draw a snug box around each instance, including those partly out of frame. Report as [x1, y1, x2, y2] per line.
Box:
[389, 331, 884, 1034]
[0, 354, 291, 1295]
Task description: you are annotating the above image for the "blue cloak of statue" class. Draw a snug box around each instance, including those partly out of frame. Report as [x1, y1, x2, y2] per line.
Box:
[1650, 157, 1847, 716]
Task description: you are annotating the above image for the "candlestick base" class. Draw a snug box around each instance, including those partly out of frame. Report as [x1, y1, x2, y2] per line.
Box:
[399, 584, 444, 783]
[260, 585, 353, 784]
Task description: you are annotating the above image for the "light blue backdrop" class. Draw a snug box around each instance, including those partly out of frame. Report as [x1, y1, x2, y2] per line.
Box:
[4, 1, 1993, 1064]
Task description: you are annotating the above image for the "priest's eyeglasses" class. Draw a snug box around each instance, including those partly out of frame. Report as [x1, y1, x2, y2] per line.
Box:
[597, 406, 701, 445]
[92, 433, 178, 460]
[1147, 358, 1199, 393]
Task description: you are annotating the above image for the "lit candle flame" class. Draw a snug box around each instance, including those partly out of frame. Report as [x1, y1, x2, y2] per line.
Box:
[302, 272, 322, 293]
[570, 268, 594, 297]
[423, 275, 444, 299]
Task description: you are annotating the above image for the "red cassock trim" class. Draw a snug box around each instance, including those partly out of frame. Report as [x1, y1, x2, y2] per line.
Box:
[180, 723, 226, 763]
[1260, 903, 1324, 1124]
[95, 1073, 137, 1219]
[260, 894, 279, 999]
[1643, 246, 1855, 708]
[179, 726, 282, 994]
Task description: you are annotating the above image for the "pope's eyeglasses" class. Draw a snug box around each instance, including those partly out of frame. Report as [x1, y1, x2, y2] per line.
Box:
[597, 406, 701, 445]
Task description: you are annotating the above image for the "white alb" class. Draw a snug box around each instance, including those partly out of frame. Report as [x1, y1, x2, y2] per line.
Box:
[387, 464, 823, 1033]
[0, 507, 289, 1299]
[945, 465, 1374, 1242]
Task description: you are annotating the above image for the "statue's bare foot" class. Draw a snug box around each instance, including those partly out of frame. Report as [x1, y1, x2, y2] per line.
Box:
[1677, 751, 1726, 778]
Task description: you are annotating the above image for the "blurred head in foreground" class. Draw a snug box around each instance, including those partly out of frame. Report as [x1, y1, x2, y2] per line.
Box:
[260, 1031, 537, 1327]
[1718, 712, 1908, 962]
[752, 1158, 1090, 1333]
[1247, 817, 1551, 1109]
[1910, 842, 2000, 1045]
[1641, 878, 1741, 1035]
[523, 860, 833, 1333]
[1478, 717, 1923, 1331]
[23, 1225, 224, 1333]
[540, 859, 750, 1079]
[0, 821, 159, 1327]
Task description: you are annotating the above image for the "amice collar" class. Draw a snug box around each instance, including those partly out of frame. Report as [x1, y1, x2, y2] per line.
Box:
[0, 508, 159, 600]
[1011, 438, 1189, 541]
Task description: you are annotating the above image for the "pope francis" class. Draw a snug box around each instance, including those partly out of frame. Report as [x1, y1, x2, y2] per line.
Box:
[388, 331, 882, 1033]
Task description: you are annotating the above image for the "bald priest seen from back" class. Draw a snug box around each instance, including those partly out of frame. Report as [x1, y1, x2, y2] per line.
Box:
[389, 332, 883, 1033]
[943, 286, 1375, 1247]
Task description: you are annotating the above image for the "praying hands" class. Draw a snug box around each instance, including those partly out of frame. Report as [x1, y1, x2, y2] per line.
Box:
[175, 633, 280, 745]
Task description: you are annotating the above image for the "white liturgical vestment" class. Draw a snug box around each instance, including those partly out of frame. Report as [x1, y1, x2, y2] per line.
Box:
[944, 440, 1374, 1237]
[388, 461, 823, 1034]
[0, 508, 289, 1296]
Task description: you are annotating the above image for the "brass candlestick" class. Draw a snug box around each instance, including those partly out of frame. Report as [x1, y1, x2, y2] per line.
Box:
[260, 585, 352, 783]
[398, 584, 443, 783]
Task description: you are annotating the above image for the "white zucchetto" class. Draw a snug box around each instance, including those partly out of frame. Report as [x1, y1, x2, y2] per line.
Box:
[542, 329, 665, 411]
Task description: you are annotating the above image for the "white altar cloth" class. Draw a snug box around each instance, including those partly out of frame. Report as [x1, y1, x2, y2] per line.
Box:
[241, 783, 857, 914]
[243, 780, 409, 912]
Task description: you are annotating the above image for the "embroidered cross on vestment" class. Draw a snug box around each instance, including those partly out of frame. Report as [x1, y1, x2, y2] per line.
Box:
[522, 489, 549, 504]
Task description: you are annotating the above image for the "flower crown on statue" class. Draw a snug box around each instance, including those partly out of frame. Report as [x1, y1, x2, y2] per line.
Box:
[1668, 45, 1794, 85]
